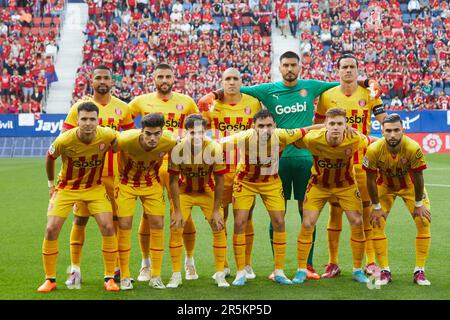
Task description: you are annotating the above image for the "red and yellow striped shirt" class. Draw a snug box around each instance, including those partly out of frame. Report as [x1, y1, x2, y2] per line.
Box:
[129, 92, 199, 138]
[294, 128, 368, 188]
[362, 135, 427, 190]
[221, 128, 306, 183]
[203, 94, 261, 173]
[63, 96, 134, 177]
[315, 86, 384, 164]
[116, 129, 177, 187]
[48, 126, 118, 190]
[168, 137, 227, 193]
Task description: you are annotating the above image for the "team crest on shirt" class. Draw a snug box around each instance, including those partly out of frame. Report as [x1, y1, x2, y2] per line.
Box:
[99, 143, 106, 151]
[300, 89, 308, 97]
[115, 108, 122, 116]
[355, 190, 361, 200]
[176, 104, 184, 110]
[245, 107, 251, 115]
[345, 148, 353, 156]
[401, 158, 408, 165]
[359, 99, 366, 107]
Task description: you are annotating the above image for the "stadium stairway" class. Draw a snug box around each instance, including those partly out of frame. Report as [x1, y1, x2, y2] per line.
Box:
[45, 2, 88, 114]
[270, 21, 300, 82]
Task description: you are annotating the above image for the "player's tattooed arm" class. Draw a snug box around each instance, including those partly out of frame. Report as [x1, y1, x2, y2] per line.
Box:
[412, 171, 431, 225]
[211, 174, 225, 231]
[45, 156, 56, 198]
[366, 170, 386, 228]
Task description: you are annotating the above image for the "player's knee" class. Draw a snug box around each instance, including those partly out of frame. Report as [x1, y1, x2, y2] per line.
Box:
[234, 219, 247, 234]
[149, 217, 164, 229]
[272, 216, 285, 230]
[73, 215, 89, 226]
[45, 224, 60, 240]
[100, 222, 115, 236]
[302, 220, 315, 229]
[349, 216, 363, 227]
[118, 218, 132, 230]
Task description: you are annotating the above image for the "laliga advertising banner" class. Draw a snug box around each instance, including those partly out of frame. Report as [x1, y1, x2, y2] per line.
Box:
[0, 111, 449, 153]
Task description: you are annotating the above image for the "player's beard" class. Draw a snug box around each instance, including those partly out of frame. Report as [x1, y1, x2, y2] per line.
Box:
[282, 72, 298, 83]
[95, 85, 111, 95]
[387, 137, 402, 148]
[157, 83, 173, 95]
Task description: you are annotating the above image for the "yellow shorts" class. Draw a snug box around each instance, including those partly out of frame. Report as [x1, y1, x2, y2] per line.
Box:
[180, 191, 223, 221]
[379, 185, 431, 214]
[48, 185, 112, 218]
[116, 182, 165, 218]
[304, 183, 362, 212]
[330, 165, 370, 207]
[233, 178, 285, 212]
[222, 171, 235, 207]
[74, 176, 117, 217]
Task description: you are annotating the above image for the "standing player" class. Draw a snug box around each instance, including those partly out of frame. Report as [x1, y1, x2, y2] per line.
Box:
[314, 53, 386, 278]
[167, 114, 229, 288]
[62, 65, 135, 288]
[37, 102, 120, 292]
[199, 51, 382, 280]
[363, 114, 431, 286]
[113, 113, 177, 290]
[129, 63, 200, 281]
[221, 109, 322, 286]
[202, 68, 261, 279]
[293, 108, 369, 285]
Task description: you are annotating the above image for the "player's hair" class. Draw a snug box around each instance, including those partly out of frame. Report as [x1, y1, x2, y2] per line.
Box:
[77, 101, 99, 115]
[184, 114, 207, 129]
[253, 109, 275, 123]
[325, 107, 346, 119]
[92, 64, 112, 74]
[141, 113, 165, 129]
[336, 52, 359, 68]
[279, 51, 300, 62]
[382, 113, 402, 125]
[154, 63, 174, 72]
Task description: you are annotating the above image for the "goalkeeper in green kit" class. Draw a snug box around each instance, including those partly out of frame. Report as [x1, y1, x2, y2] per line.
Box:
[198, 51, 382, 280]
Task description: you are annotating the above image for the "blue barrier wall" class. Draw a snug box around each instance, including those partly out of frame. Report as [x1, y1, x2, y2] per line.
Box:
[1, 111, 449, 137]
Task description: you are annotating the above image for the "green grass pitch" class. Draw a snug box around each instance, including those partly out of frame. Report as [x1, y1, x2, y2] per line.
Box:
[0, 154, 449, 300]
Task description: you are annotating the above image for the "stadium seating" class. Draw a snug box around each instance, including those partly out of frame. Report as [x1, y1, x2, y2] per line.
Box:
[71, 0, 273, 104]
[0, 0, 65, 114]
[279, 0, 449, 110]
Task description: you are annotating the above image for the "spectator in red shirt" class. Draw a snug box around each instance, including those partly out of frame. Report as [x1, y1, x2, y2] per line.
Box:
[288, 4, 298, 38]
[1, 68, 11, 103]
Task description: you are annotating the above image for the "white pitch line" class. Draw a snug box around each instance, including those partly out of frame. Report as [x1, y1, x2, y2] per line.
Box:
[425, 184, 450, 188]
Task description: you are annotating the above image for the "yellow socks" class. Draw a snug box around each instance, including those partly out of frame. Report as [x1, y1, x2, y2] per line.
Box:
[414, 216, 431, 268]
[42, 239, 59, 279]
[183, 215, 196, 259]
[138, 214, 151, 261]
[363, 205, 375, 265]
[102, 235, 118, 278]
[69, 223, 85, 268]
[169, 228, 184, 273]
[350, 224, 366, 269]
[327, 205, 343, 265]
[233, 233, 246, 271]
[297, 226, 313, 269]
[118, 228, 131, 279]
[372, 217, 389, 269]
[273, 231, 287, 270]
[213, 230, 227, 272]
[245, 220, 254, 267]
[150, 228, 164, 277]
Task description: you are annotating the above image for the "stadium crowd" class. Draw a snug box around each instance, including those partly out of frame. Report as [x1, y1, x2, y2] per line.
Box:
[0, 0, 63, 114]
[71, 0, 274, 105]
[276, 0, 449, 110]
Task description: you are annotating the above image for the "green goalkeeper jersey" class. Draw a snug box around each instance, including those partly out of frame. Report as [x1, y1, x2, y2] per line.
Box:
[241, 80, 338, 157]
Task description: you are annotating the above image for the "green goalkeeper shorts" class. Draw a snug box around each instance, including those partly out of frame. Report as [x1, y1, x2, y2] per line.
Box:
[279, 156, 313, 201]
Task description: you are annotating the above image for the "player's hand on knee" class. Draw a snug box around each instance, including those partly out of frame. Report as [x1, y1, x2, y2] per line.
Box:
[171, 209, 185, 229]
[370, 208, 386, 228]
[345, 125, 358, 139]
[413, 205, 431, 225]
[210, 211, 224, 231]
